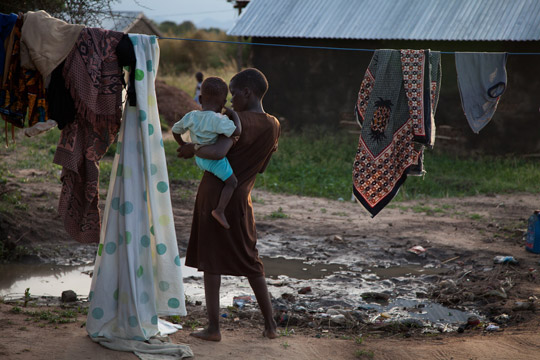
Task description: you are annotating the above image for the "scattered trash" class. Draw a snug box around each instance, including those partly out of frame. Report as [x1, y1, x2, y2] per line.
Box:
[467, 316, 480, 327]
[485, 324, 501, 332]
[361, 292, 390, 302]
[281, 293, 296, 302]
[380, 312, 391, 319]
[276, 312, 289, 326]
[441, 256, 460, 264]
[484, 289, 507, 299]
[221, 313, 227, 318]
[525, 210, 540, 253]
[513, 301, 535, 311]
[494, 314, 510, 324]
[408, 246, 427, 255]
[330, 314, 347, 325]
[493, 256, 518, 265]
[298, 286, 312, 294]
[233, 295, 256, 309]
[400, 318, 424, 328]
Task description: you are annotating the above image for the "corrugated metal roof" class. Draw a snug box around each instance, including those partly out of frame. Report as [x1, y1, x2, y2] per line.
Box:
[227, 0, 540, 41]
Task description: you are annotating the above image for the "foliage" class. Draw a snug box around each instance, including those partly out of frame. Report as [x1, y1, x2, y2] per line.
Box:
[0, 0, 119, 26]
[159, 20, 196, 36]
[158, 60, 238, 99]
[158, 26, 250, 74]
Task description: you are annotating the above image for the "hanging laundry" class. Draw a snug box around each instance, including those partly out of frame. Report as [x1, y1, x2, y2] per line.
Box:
[0, 13, 17, 78]
[87, 35, 189, 356]
[116, 34, 137, 106]
[53, 28, 124, 243]
[455, 52, 507, 134]
[0, 14, 48, 129]
[353, 49, 441, 216]
[20, 10, 84, 82]
[47, 60, 75, 129]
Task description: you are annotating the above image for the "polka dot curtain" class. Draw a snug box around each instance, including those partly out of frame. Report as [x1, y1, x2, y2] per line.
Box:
[86, 34, 186, 341]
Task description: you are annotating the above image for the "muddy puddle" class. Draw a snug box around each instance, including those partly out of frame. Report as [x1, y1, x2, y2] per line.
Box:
[0, 234, 478, 328]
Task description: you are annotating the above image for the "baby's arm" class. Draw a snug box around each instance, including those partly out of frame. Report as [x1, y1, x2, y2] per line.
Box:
[171, 117, 189, 146]
[224, 107, 242, 137]
[173, 132, 186, 146]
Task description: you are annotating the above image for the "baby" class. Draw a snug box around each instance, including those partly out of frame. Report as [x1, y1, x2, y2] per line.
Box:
[172, 77, 241, 229]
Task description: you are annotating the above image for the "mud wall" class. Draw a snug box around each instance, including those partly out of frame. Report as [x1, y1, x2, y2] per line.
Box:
[251, 38, 540, 155]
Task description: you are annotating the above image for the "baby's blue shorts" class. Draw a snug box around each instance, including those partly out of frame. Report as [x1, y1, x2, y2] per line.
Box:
[195, 156, 233, 181]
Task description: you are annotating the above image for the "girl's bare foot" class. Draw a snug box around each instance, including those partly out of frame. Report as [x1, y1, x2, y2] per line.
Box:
[190, 328, 222, 342]
[262, 320, 278, 339]
[211, 209, 230, 229]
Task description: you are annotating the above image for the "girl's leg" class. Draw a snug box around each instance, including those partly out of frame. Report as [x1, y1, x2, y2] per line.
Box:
[248, 275, 277, 339]
[190, 272, 222, 341]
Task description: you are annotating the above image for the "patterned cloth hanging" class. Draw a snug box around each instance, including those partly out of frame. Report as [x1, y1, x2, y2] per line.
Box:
[0, 14, 48, 130]
[353, 49, 441, 217]
[53, 28, 124, 243]
[86, 35, 187, 345]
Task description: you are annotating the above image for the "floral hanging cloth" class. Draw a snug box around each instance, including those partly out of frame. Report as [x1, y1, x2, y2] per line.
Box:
[353, 49, 441, 217]
[86, 35, 189, 357]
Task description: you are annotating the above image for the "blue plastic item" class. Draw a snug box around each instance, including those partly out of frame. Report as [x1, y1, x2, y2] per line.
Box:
[526, 211, 540, 254]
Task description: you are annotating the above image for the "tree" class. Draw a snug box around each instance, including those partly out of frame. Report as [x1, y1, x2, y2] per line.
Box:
[0, 0, 119, 26]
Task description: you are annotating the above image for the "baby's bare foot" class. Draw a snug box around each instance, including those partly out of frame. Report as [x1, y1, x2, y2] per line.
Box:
[190, 329, 222, 342]
[212, 210, 230, 229]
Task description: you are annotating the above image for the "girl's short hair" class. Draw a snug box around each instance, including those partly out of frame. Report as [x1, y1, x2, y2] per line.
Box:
[230, 68, 268, 99]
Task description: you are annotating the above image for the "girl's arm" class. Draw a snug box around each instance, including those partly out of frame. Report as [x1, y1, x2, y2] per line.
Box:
[224, 107, 242, 137]
[194, 135, 234, 160]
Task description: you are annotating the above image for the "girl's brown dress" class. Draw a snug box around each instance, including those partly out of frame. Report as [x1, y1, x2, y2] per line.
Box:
[185, 112, 280, 276]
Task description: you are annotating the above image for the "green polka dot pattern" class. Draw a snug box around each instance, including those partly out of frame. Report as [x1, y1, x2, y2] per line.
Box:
[157, 181, 168, 193]
[159, 281, 169, 291]
[141, 235, 150, 248]
[168, 298, 180, 308]
[128, 316, 138, 327]
[135, 69, 144, 81]
[92, 307, 104, 319]
[156, 244, 167, 255]
[105, 242, 116, 255]
[86, 35, 185, 341]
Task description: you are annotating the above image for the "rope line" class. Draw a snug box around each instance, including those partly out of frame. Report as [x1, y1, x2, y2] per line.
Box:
[157, 36, 540, 55]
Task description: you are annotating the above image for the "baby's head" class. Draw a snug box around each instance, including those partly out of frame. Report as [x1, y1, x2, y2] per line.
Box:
[199, 77, 228, 111]
[195, 71, 203, 83]
[229, 68, 268, 111]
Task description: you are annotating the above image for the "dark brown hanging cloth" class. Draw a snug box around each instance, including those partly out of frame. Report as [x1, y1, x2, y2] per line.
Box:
[53, 28, 123, 243]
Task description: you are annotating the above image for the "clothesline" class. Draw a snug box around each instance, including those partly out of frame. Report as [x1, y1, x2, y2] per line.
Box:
[157, 36, 540, 56]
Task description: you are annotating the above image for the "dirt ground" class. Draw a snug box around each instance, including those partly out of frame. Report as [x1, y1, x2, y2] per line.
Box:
[2, 151, 540, 358]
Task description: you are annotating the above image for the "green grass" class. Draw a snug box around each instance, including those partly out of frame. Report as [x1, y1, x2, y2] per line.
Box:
[2, 123, 540, 206]
[0, 128, 62, 183]
[268, 207, 289, 219]
[252, 128, 540, 201]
